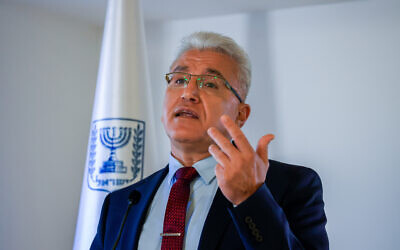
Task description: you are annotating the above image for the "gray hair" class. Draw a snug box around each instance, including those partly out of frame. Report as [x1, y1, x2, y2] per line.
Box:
[172, 31, 251, 100]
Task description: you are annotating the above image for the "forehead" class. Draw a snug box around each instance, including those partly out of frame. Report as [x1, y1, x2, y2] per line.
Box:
[171, 49, 239, 81]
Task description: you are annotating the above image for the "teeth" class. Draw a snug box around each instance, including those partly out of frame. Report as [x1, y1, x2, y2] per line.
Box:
[176, 110, 197, 118]
[180, 112, 194, 117]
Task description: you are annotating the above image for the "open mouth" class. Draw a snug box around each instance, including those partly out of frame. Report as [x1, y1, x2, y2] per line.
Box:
[174, 108, 199, 119]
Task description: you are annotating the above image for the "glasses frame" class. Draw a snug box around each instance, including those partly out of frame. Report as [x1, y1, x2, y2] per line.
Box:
[165, 72, 243, 103]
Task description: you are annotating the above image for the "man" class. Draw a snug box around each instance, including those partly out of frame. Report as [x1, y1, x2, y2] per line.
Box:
[91, 31, 328, 250]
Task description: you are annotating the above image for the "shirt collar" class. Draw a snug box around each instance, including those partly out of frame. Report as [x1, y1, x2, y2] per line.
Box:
[168, 154, 216, 186]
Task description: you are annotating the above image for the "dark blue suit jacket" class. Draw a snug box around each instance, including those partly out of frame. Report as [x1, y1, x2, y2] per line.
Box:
[91, 160, 329, 249]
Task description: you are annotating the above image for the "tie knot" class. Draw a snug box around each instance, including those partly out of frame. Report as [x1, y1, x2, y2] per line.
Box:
[175, 167, 198, 182]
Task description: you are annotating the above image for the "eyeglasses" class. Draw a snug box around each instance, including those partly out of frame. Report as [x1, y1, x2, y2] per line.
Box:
[165, 72, 243, 103]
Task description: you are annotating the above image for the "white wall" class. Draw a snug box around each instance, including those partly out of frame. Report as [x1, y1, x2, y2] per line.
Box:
[0, 3, 101, 250]
[145, 0, 400, 249]
[269, 1, 400, 248]
[1, 0, 399, 249]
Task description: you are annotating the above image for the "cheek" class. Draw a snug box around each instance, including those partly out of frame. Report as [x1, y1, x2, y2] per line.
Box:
[206, 101, 238, 127]
[161, 92, 173, 125]
[161, 90, 184, 124]
[221, 102, 239, 118]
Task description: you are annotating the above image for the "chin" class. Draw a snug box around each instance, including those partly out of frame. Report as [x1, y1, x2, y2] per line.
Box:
[163, 117, 209, 142]
[169, 131, 202, 142]
[167, 119, 202, 132]
[166, 128, 207, 144]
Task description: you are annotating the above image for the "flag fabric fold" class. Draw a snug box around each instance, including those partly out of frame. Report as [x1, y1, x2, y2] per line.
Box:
[73, 0, 157, 249]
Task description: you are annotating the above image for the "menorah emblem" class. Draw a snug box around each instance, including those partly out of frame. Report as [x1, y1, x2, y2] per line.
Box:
[87, 118, 145, 192]
[99, 126, 132, 173]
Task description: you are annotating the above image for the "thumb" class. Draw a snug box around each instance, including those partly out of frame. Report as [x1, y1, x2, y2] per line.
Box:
[256, 134, 275, 163]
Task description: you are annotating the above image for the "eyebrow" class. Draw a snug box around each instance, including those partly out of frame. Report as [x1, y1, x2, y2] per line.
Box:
[171, 66, 226, 79]
[205, 68, 225, 79]
[172, 65, 189, 72]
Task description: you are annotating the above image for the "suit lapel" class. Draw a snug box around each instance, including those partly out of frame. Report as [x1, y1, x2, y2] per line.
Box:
[120, 166, 169, 250]
[198, 188, 232, 250]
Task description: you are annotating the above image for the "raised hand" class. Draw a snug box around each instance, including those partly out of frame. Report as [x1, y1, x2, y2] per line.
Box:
[207, 115, 274, 205]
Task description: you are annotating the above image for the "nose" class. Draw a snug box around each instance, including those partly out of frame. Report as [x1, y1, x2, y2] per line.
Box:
[181, 78, 200, 103]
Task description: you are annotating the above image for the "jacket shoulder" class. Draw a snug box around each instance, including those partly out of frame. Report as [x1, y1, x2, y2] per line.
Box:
[268, 159, 321, 183]
[267, 160, 322, 204]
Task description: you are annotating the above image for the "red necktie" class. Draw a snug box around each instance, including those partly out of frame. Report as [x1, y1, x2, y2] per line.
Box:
[161, 167, 198, 250]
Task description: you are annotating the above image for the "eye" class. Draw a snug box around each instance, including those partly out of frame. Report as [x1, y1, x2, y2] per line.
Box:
[175, 78, 187, 85]
[204, 82, 218, 89]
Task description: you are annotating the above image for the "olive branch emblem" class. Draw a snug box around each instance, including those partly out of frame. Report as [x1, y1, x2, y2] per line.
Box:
[88, 125, 97, 179]
[131, 123, 144, 180]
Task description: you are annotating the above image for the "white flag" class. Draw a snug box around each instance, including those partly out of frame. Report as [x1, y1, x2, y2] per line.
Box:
[73, 0, 157, 249]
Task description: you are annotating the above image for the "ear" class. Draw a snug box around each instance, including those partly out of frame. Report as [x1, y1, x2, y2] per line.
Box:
[236, 103, 251, 128]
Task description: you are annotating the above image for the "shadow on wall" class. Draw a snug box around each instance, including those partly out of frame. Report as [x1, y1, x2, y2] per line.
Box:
[244, 12, 280, 156]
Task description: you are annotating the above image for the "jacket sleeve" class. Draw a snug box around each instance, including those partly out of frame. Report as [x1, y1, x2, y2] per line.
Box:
[227, 168, 328, 250]
[90, 194, 111, 250]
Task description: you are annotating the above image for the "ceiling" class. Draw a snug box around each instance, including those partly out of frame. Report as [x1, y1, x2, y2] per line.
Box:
[2, 0, 353, 26]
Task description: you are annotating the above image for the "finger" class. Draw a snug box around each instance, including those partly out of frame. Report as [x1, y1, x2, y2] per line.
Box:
[256, 134, 275, 164]
[215, 163, 225, 183]
[208, 144, 230, 166]
[207, 127, 237, 157]
[220, 115, 252, 153]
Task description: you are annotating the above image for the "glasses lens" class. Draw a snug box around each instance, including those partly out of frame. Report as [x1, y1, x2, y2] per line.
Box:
[165, 72, 242, 102]
[199, 75, 224, 91]
[166, 72, 188, 87]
